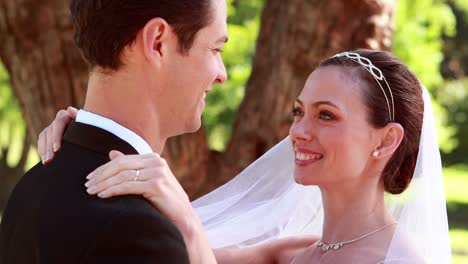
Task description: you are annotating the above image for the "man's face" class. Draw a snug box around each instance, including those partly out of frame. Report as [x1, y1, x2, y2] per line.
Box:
[159, 0, 228, 136]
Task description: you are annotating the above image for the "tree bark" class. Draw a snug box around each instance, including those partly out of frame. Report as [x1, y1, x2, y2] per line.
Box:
[0, 0, 396, 201]
[0, 0, 88, 139]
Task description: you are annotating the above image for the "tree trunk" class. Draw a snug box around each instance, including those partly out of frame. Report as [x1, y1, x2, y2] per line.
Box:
[0, 0, 396, 201]
[0, 0, 88, 138]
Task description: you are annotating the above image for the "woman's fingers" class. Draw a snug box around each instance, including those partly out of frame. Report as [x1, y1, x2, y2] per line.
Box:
[67, 106, 78, 119]
[87, 168, 147, 195]
[96, 179, 180, 223]
[86, 154, 193, 236]
[86, 154, 176, 198]
[85, 152, 180, 198]
[86, 153, 159, 185]
[92, 166, 184, 216]
[51, 109, 75, 152]
[44, 122, 54, 163]
[109, 150, 124, 160]
[38, 107, 78, 164]
[96, 180, 147, 198]
[38, 127, 46, 164]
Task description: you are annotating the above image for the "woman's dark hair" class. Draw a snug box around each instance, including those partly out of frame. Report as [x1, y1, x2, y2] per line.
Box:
[319, 49, 424, 194]
[70, 0, 213, 69]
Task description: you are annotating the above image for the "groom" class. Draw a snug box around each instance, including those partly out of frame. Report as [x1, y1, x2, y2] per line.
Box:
[0, 0, 227, 263]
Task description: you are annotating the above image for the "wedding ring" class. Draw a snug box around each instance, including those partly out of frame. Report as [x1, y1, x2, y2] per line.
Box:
[133, 169, 140, 181]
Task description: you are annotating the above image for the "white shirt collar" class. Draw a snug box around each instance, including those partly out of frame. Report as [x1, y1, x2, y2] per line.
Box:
[76, 109, 153, 154]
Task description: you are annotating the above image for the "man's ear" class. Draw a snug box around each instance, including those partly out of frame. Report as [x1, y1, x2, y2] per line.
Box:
[141, 18, 170, 65]
[373, 123, 405, 159]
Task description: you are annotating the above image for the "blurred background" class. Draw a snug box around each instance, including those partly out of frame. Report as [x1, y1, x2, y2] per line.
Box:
[0, 0, 467, 262]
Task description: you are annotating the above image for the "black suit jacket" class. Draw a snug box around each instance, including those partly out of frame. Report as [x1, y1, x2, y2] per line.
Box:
[0, 121, 189, 264]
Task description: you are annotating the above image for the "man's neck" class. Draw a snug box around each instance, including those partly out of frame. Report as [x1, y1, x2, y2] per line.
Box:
[76, 109, 154, 154]
[83, 71, 167, 153]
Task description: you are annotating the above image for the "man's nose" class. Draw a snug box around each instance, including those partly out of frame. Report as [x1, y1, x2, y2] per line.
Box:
[215, 59, 227, 84]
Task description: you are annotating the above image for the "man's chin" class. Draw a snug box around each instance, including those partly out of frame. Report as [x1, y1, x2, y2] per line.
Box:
[185, 119, 202, 134]
[170, 120, 202, 138]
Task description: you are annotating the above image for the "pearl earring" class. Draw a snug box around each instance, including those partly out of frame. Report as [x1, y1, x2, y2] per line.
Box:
[373, 150, 379, 157]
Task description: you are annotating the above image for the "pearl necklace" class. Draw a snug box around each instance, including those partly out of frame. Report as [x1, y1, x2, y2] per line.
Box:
[317, 223, 396, 252]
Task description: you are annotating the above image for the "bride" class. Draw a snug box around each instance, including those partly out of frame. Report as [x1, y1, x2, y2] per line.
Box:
[38, 50, 451, 263]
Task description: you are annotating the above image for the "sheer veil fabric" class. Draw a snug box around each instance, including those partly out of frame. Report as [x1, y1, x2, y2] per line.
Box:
[192, 85, 451, 263]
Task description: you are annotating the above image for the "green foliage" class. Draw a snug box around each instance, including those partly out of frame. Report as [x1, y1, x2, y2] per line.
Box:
[0, 64, 23, 166]
[435, 78, 468, 163]
[451, 0, 468, 18]
[393, 0, 468, 157]
[0, 64, 38, 169]
[0, 65, 21, 127]
[226, 0, 264, 26]
[432, 100, 458, 154]
[444, 165, 468, 203]
[452, 245, 468, 264]
[203, 1, 262, 150]
[394, 0, 456, 89]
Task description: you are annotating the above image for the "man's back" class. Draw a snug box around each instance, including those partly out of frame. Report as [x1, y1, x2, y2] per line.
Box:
[0, 122, 189, 263]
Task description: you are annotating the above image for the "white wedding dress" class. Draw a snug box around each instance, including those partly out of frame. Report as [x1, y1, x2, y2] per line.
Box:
[192, 86, 452, 263]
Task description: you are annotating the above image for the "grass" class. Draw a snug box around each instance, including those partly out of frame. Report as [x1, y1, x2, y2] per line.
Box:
[444, 165, 468, 263]
[445, 165, 468, 204]
[453, 255, 468, 264]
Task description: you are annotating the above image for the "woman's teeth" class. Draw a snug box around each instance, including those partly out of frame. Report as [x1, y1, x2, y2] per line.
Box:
[295, 152, 322, 161]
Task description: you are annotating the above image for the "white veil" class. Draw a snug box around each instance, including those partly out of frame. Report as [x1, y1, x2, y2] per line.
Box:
[383, 86, 451, 263]
[192, 85, 452, 263]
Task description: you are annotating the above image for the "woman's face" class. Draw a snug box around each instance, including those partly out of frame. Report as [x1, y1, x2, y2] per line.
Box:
[289, 66, 381, 188]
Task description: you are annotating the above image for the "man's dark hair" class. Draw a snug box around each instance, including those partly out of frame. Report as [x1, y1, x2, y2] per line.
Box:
[70, 0, 213, 69]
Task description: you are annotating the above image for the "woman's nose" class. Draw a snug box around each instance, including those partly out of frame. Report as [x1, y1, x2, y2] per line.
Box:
[289, 120, 313, 143]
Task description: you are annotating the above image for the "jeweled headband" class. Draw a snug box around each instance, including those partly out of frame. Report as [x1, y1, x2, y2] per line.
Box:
[332, 52, 395, 122]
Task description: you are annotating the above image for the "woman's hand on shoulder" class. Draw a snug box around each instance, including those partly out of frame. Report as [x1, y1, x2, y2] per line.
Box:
[85, 151, 194, 231]
[86, 151, 216, 263]
[38, 106, 78, 164]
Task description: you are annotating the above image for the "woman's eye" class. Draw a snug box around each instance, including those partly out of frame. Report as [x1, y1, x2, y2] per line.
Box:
[292, 107, 303, 117]
[319, 111, 334, 120]
[214, 48, 224, 53]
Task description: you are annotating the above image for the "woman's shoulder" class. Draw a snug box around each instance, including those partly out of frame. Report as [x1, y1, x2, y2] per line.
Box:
[381, 231, 427, 263]
[213, 236, 318, 264]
